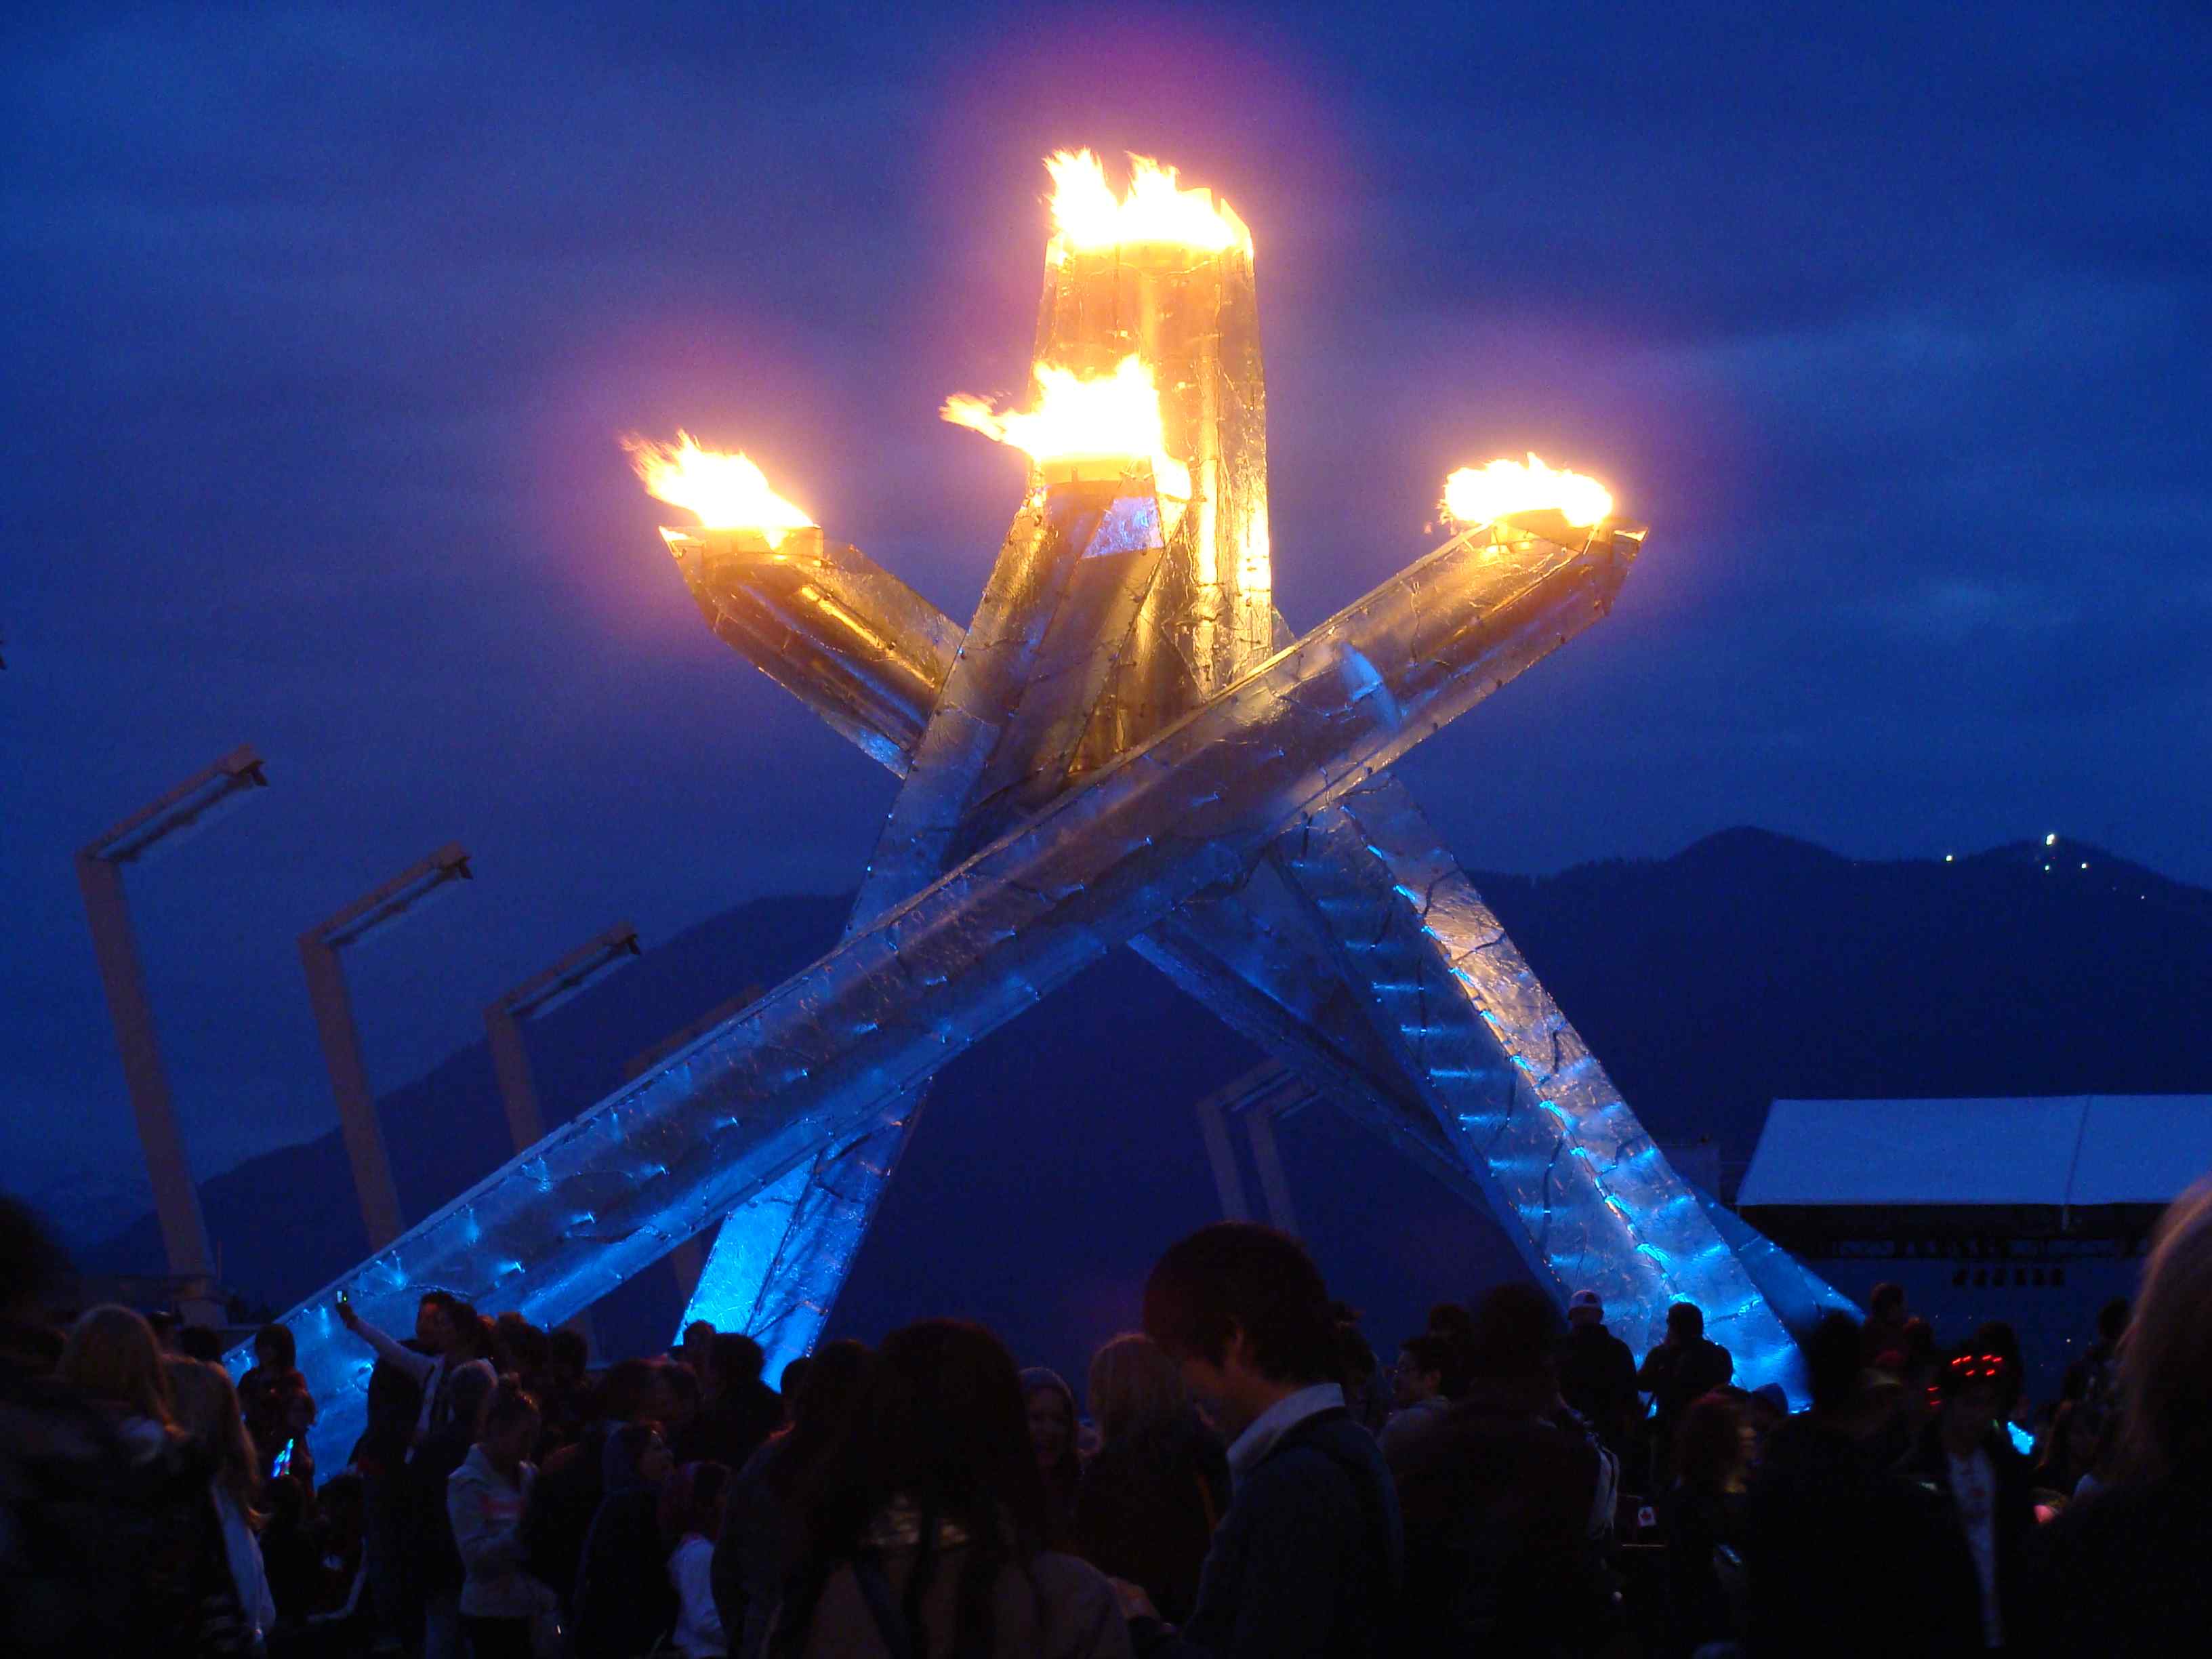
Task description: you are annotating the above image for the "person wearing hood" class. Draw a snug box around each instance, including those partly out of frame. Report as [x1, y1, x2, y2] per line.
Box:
[1022, 1365, 1084, 1548]
[571, 1418, 680, 1657]
[446, 1378, 555, 1659]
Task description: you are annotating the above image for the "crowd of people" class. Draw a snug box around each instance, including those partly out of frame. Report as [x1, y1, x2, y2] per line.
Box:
[5, 1179, 2211, 1658]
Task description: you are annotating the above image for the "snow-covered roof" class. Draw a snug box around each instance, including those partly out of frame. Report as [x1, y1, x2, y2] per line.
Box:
[1738, 1096, 2212, 1209]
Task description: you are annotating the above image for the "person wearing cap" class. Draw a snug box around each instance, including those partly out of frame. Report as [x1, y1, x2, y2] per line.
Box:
[1638, 1304, 1734, 1486]
[1557, 1289, 1640, 1461]
[1896, 1349, 2034, 1650]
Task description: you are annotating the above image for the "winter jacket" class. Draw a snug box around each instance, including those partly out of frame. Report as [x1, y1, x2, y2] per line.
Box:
[572, 1486, 676, 1657]
[1557, 1323, 1641, 1453]
[1894, 1416, 2035, 1645]
[1740, 1413, 1981, 1658]
[1637, 1335, 1734, 1427]
[1176, 1406, 1401, 1659]
[445, 1445, 550, 1620]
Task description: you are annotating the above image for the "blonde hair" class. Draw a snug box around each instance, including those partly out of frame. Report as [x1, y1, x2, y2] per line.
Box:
[1086, 1332, 1187, 1446]
[60, 1304, 175, 1427]
[2120, 1175, 2212, 1481]
[167, 1357, 264, 1522]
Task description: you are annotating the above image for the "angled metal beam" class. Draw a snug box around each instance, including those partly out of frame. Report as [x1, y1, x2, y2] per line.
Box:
[266, 513, 1636, 1466]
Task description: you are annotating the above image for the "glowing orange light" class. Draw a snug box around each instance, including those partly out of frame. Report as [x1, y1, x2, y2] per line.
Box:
[942, 355, 1191, 503]
[1044, 149, 1250, 256]
[623, 432, 815, 545]
[1442, 454, 1614, 529]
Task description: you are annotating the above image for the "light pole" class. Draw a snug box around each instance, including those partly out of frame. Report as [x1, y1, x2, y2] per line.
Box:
[483, 923, 640, 1155]
[76, 745, 268, 1326]
[300, 843, 472, 1250]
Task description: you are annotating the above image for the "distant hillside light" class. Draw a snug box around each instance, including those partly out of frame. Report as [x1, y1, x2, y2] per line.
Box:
[2046, 832, 2059, 846]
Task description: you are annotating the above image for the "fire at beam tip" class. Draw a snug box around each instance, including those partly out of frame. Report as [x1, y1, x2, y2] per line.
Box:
[623, 431, 816, 546]
[1442, 454, 1614, 529]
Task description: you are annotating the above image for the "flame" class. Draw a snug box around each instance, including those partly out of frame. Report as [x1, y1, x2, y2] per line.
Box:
[942, 355, 1192, 502]
[623, 431, 815, 544]
[1045, 149, 1250, 255]
[1442, 454, 1614, 529]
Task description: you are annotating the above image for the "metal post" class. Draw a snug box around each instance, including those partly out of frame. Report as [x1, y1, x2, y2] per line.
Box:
[483, 923, 640, 1158]
[75, 853, 220, 1317]
[483, 1002, 542, 1154]
[300, 843, 472, 1251]
[299, 934, 405, 1250]
[76, 745, 268, 1326]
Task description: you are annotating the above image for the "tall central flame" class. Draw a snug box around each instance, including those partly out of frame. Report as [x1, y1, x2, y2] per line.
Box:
[1045, 149, 1250, 255]
[624, 432, 816, 545]
[942, 356, 1192, 502]
[1443, 454, 1614, 529]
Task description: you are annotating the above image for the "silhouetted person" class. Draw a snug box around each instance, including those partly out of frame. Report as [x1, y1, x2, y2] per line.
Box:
[237, 1322, 317, 1482]
[1660, 1390, 1750, 1658]
[2024, 1179, 2212, 1656]
[1639, 1302, 1732, 1482]
[1740, 1313, 1980, 1657]
[417, 1358, 500, 1656]
[0, 1200, 169, 1656]
[1072, 1332, 1229, 1627]
[680, 1334, 783, 1473]
[713, 1338, 872, 1659]
[538, 1325, 594, 1454]
[1387, 1282, 1614, 1653]
[168, 1357, 279, 1647]
[1141, 1223, 1401, 1658]
[1898, 1349, 2034, 1648]
[1378, 1332, 1457, 1455]
[573, 1420, 679, 1658]
[1557, 1288, 1641, 1458]
[1023, 1366, 1084, 1547]
[525, 1356, 663, 1621]
[447, 1379, 555, 1658]
[1862, 1281, 1910, 1365]
[62, 1304, 247, 1647]
[768, 1319, 1127, 1658]
[662, 1460, 731, 1658]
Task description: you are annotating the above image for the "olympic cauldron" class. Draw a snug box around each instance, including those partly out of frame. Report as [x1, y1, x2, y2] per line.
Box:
[253, 151, 1836, 1466]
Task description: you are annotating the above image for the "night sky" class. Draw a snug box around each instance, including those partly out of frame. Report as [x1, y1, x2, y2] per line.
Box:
[5, 4, 2207, 1232]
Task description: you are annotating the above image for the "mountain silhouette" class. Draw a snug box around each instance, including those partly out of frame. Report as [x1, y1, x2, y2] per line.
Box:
[73, 828, 2212, 1373]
